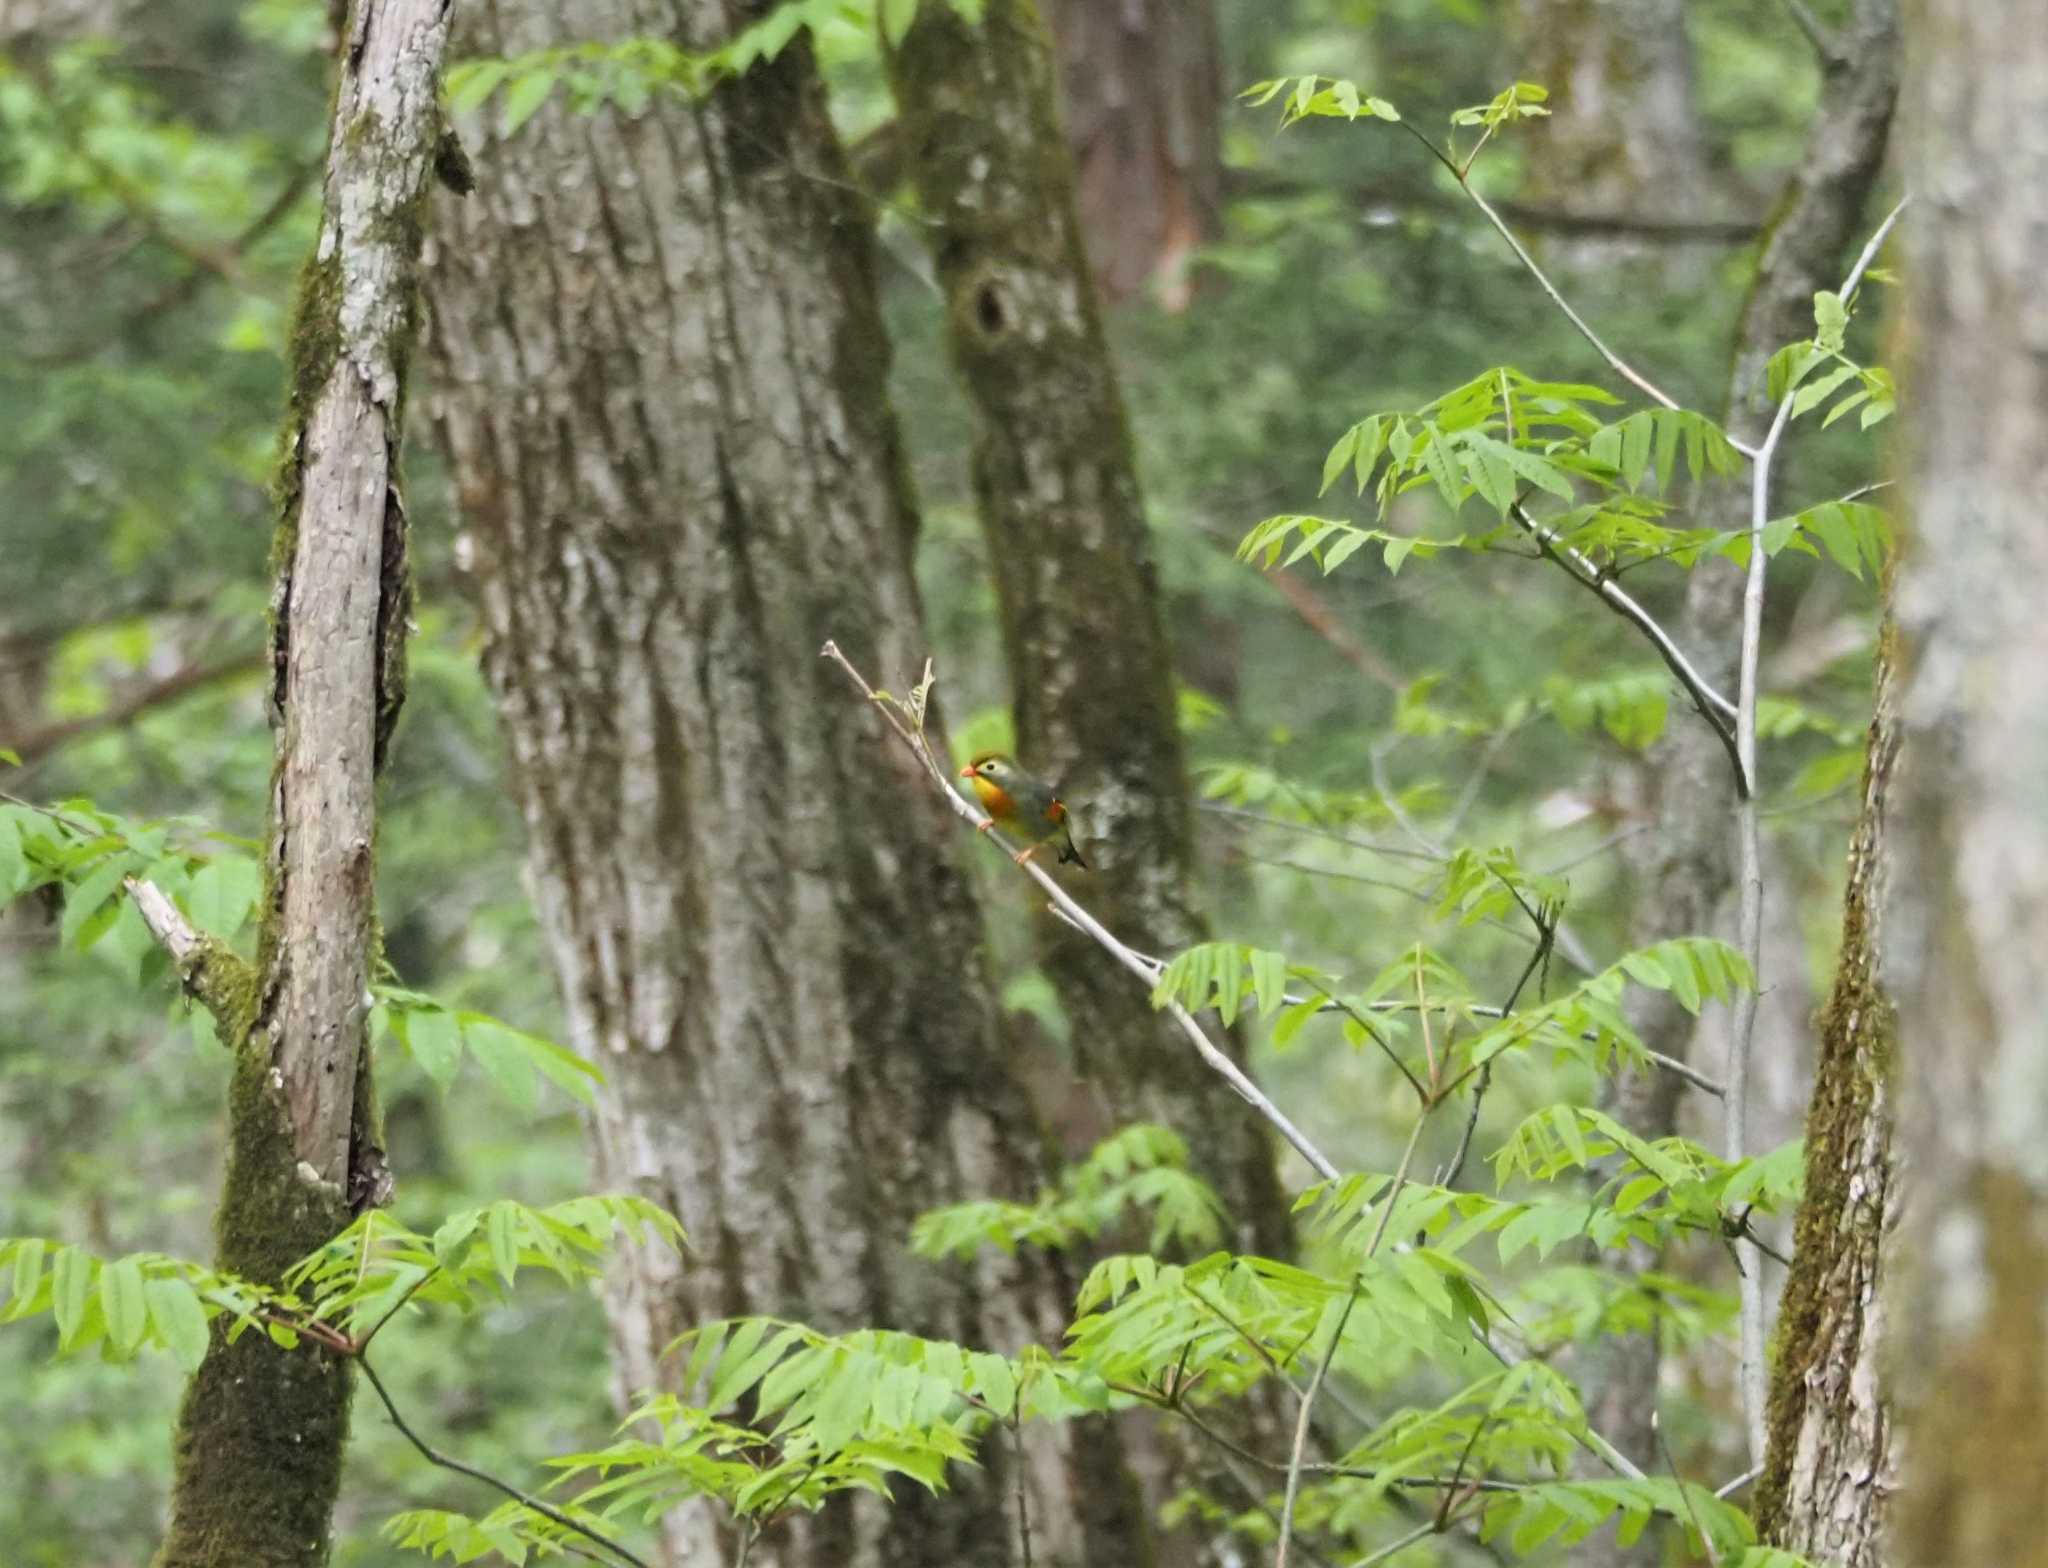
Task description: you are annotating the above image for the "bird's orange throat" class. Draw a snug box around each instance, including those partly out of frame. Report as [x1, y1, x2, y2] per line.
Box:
[969, 776, 1016, 819]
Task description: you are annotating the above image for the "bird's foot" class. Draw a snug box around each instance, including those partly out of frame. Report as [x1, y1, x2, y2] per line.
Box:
[1011, 847, 1038, 866]
[976, 819, 996, 835]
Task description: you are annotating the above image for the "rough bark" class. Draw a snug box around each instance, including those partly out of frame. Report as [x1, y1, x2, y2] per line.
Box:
[1568, 0, 1897, 1540]
[1040, 0, 1221, 307]
[1509, 0, 1713, 244]
[1754, 608, 1897, 1563]
[880, 4, 1290, 1546]
[152, 3, 450, 1563]
[423, 5, 1151, 1566]
[881, 0, 1288, 1257]
[1889, 5, 2048, 1565]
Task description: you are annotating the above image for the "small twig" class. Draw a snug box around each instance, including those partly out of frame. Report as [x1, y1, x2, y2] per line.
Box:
[1443, 722, 1521, 840]
[354, 1265, 437, 1353]
[1510, 501, 1745, 788]
[1302, 976, 1428, 1102]
[357, 1355, 651, 1568]
[1391, 119, 1750, 455]
[1198, 803, 1443, 865]
[1772, 0, 1839, 63]
[1651, 1410, 1720, 1568]
[6, 651, 262, 766]
[1441, 899, 1553, 1189]
[1009, 1413, 1033, 1568]
[823, 642, 1342, 1181]
[123, 877, 206, 966]
[1435, 1411, 1497, 1528]
[1277, 1111, 1430, 1568]
[1348, 1514, 1446, 1568]
[1714, 1466, 1760, 1500]
[1369, 740, 1443, 861]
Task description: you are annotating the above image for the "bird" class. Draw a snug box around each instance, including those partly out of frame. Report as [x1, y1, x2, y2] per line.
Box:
[957, 752, 1089, 868]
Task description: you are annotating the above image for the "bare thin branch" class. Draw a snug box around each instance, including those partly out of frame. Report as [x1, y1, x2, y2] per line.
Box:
[823, 641, 1340, 1183]
[357, 1356, 651, 1568]
[1510, 501, 1746, 787]
[1277, 1110, 1430, 1568]
[124, 877, 206, 966]
[1653, 1410, 1721, 1567]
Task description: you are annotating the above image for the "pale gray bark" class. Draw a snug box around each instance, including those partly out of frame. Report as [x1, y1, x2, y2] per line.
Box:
[153, 3, 450, 1563]
[423, 5, 1149, 1565]
[1755, 613, 1897, 1565]
[1890, 4, 2048, 1564]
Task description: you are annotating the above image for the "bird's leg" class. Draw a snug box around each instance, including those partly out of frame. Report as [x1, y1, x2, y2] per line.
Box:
[976, 818, 997, 835]
[1011, 846, 1039, 866]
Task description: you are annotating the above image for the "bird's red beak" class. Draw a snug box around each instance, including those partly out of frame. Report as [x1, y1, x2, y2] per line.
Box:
[957, 764, 975, 778]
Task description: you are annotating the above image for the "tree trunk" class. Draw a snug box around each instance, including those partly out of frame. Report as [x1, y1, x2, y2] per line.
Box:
[151, 3, 451, 1563]
[1040, 0, 1221, 307]
[1753, 607, 1897, 1563]
[423, 6, 1150, 1566]
[881, 0, 1288, 1259]
[1567, 1, 1897, 1546]
[1507, 0, 1713, 262]
[1890, 5, 2048, 1565]
[880, 3, 1289, 1546]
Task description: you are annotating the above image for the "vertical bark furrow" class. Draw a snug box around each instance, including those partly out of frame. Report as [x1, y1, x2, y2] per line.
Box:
[156, 3, 455, 1564]
[885, 0, 1289, 1267]
[1891, 5, 2048, 1565]
[1755, 613, 1898, 1564]
[426, 4, 1152, 1563]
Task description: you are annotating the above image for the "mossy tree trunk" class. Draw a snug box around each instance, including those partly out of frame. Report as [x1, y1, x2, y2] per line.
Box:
[1753, 609, 1897, 1563]
[149, 3, 454, 1564]
[1041, 0, 1221, 307]
[1890, 5, 2048, 1565]
[1565, 3, 1896, 1551]
[881, 0, 1288, 1266]
[880, 10, 1290, 1547]
[422, 4, 1151, 1565]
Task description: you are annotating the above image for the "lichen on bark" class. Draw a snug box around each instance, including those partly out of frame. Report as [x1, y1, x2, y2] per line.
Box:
[1753, 608, 1897, 1564]
[151, 3, 454, 1562]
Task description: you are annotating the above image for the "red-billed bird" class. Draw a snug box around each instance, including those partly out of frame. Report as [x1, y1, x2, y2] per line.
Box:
[958, 752, 1089, 868]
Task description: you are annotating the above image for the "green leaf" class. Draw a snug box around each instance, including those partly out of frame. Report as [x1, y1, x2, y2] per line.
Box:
[61, 858, 130, 951]
[458, 1015, 536, 1113]
[52, 1246, 92, 1348]
[1813, 290, 1848, 354]
[6, 1238, 46, 1313]
[100, 1256, 149, 1354]
[499, 68, 556, 136]
[146, 1278, 210, 1371]
[880, 0, 918, 46]
[445, 58, 511, 115]
[399, 1007, 463, 1090]
[486, 1203, 521, 1284]
[0, 811, 25, 900]
[1250, 948, 1287, 1019]
[186, 855, 264, 939]
[969, 1351, 1017, 1418]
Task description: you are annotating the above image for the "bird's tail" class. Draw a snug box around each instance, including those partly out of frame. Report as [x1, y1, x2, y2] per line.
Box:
[1057, 828, 1089, 870]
